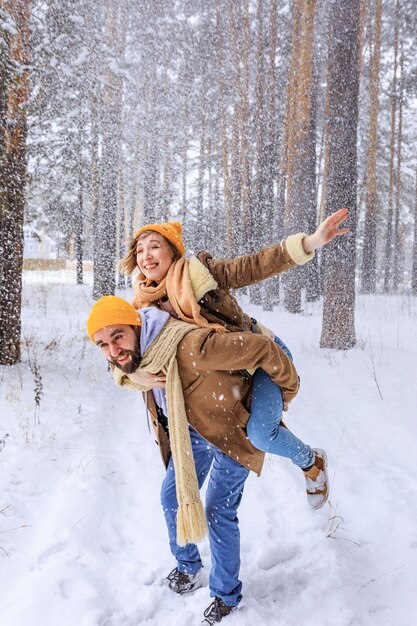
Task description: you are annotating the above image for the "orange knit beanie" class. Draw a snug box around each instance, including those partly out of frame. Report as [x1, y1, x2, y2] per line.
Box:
[134, 221, 185, 257]
[87, 296, 142, 343]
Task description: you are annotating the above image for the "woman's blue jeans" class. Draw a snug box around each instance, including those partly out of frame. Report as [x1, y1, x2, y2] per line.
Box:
[246, 336, 314, 469]
[161, 427, 249, 607]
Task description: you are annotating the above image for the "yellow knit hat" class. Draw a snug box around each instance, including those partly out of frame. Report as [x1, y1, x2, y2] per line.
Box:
[87, 296, 141, 343]
[134, 221, 185, 257]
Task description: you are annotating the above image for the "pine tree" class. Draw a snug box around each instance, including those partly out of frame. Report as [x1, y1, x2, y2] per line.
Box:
[320, 0, 360, 350]
[284, 0, 318, 314]
[0, 0, 30, 365]
[392, 47, 404, 290]
[216, 3, 233, 254]
[412, 167, 417, 296]
[93, 0, 126, 298]
[361, 0, 382, 293]
[383, 0, 400, 294]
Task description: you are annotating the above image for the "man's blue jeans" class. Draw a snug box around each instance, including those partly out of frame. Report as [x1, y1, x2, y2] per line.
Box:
[161, 427, 249, 607]
[246, 336, 314, 469]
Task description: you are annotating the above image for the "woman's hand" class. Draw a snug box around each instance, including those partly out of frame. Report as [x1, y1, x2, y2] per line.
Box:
[302, 208, 350, 253]
[128, 369, 166, 388]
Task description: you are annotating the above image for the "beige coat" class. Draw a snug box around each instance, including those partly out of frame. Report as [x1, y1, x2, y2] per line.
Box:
[141, 326, 300, 476]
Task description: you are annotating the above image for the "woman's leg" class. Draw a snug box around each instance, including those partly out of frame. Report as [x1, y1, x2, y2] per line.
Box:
[246, 337, 314, 469]
[273, 335, 293, 361]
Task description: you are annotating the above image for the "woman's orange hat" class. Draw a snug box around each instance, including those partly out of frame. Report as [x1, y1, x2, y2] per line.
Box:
[134, 221, 185, 256]
[87, 296, 141, 343]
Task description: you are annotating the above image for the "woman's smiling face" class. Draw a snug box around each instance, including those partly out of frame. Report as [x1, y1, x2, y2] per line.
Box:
[136, 231, 174, 283]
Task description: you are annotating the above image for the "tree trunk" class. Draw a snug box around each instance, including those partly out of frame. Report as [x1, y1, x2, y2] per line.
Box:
[360, 0, 382, 293]
[383, 0, 399, 293]
[117, 167, 126, 290]
[196, 87, 207, 246]
[76, 175, 84, 285]
[392, 48, 404, 291]
[207, 135, 213, 222]
[265, 0, 278, 228]
[283, 1, 302, 225]
[305, 58, 320, 303]
[180, 103, 189, 225]
[357, 0, 368, 80]
[125, 122, 141, 289]
[320, 0, 360, 350]
[253, 0, 267, 253]
[318, 21, 332, 227]
[228, 0, 242, 252]
[212, 117, 223, 258]
[249, 0, 267, 304]
[128, 120, 141, 236]
[284, 0, 317, 314]
[0, 0, 30, 365]
[142, 89, 159, 225]
[262, 0, 280, 311]
[0, 5, 11, 282]
[216, 4, 233, 254]
[90, 90, 100, 277]
[412, 167, 417, 296]
[161, 128, 171, 222]
[93, 0, 126, 299]
[240, 0, 251, 251]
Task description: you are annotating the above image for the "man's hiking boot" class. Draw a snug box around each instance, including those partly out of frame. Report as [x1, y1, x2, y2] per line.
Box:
[302, 448, 329, 509]
[200, 597, 236, 624]
[165, 567, 204, 594]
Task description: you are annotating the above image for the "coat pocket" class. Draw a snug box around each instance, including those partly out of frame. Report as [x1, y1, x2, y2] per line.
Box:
[232, 400, 251, 426]
[183, 374, 206, 396]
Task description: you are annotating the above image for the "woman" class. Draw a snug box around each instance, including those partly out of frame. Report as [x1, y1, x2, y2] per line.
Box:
[121, 209, 349, 508]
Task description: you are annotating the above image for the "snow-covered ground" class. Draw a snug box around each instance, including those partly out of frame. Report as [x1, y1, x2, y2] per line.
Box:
[0, 270, 416, 626]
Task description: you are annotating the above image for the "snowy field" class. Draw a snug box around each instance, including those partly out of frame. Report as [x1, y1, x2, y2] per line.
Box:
[0, 270, 416, 626]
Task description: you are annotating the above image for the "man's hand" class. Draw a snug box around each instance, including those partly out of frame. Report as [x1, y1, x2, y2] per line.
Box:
[128, 369, 166, 388]
[302, 208, 350, 253]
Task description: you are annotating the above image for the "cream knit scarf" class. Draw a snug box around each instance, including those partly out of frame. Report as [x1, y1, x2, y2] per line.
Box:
[116, 317, 208, 547]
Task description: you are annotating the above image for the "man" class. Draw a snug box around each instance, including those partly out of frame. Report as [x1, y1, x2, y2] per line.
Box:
[87, 296, 328, 625]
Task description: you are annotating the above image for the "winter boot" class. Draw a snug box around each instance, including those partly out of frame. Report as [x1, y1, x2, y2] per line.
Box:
[200, 597, 236, 624]
[165, 567, 204, 595]
[302, 448, 329, 509]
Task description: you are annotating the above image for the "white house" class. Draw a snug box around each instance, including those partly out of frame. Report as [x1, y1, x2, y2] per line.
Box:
[23, 226, 57, 260]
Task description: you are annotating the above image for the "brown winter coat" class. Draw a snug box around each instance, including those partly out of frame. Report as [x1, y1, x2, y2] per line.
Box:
[173, 233, 314, 333]
[142, 326, 300, 476]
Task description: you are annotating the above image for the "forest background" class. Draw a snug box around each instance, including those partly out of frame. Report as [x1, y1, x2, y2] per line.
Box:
[1, 0, 417, 365]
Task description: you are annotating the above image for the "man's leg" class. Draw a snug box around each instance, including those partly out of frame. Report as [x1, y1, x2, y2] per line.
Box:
[205, 449, 250, 607]
[161, 427, 214, 576]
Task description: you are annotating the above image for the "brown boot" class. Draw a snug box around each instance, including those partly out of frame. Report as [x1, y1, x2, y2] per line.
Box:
[165, 567, 204, 594]
[201, 597, 236, 624]
[303, 448, 329, 509]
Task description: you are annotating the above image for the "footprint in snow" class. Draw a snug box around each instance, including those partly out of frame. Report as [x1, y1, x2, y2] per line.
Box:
[256, 544, 300, 571]
[38, 541, 68, 565]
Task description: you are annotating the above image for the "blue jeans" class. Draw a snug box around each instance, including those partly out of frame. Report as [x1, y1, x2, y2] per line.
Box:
[246, 336, 314, 469]
[161, 427, 249, 607]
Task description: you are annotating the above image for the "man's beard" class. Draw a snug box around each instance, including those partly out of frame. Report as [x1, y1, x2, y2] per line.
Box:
[109, 340, 141, 374]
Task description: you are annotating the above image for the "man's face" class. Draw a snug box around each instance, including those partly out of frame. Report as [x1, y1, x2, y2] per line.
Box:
[93, 324, 141, 374]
